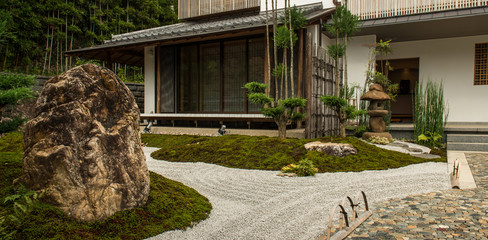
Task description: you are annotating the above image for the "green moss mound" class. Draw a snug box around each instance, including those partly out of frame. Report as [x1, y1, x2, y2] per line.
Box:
[143, 134, 446, 173]
[0, 133, 212, 240]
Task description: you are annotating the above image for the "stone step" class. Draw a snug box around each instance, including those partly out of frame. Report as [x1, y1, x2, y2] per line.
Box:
[447, 142, 488, 152]
[447, 134, 488, 143]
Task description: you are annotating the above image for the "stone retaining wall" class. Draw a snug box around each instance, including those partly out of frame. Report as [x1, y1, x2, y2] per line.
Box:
[34, 76, 145, 113]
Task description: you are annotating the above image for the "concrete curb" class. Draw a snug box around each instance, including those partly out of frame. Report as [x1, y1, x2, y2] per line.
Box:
[447, 151, 477, 189]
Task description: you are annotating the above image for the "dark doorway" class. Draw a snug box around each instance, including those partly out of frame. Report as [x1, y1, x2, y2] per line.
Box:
[377, 58, 419, 123]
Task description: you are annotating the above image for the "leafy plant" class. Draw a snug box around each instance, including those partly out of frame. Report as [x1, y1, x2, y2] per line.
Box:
[413, 80, 448, 145]
[281, 159, 318, 176]
[1, 185, 44, 239]
[417, 131, 443, 147]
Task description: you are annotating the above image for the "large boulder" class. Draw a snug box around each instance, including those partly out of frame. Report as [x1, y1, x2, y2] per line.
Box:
[304, 141, 358, 157]
[17, 64, 150, 222]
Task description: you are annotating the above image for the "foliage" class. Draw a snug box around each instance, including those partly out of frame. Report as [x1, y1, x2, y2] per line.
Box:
[413, 80, 448, 144]
[354, 125, 368, 137]
[274, 26, 297, 49]
[0, 116, 27, 134]
[1, 186, 45, 239]
[143, 134, 446, 173]
[0, 132, 212, 239]
[327, 43, 346, 61]
[244, 82, 306, 139]
[281, 159, 318, 177]
[0, 73, 35, 108]
[324, 5, 361, 97]
[282, 159, 318, 176]
[417, 131, 443, 147]
[375, 39, 393, 76]
[282, 6, 307, 30]
[0, 73, 35, 127]
[0, 0, 179, 75]
[367, 136, 393, 145]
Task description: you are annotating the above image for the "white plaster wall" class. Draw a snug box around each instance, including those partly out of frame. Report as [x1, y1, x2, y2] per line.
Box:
[386, 35, 488, 123]
[345, 35, 376, 88]
[144, 46, 156, 114]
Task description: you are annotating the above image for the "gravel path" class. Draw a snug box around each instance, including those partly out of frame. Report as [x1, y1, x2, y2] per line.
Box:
[144, 147, 450, 240]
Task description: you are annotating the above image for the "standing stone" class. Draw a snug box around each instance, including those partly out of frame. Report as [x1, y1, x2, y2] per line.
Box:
[17, 64, 150, 222]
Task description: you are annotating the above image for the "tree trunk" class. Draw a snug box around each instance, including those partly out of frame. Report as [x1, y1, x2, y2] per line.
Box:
[265, 0, 271, 95]
[2, 43, 8, 71]
[272, 0, 278, 99]
[343, 33, 348, 100]
[334, 32, 340, 97]
[277, 119, 287, 139]
[339, 120, 346, 138]
[288, 0, 294, 97]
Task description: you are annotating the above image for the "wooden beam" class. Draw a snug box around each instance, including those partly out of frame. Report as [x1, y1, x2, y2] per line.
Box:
[264, 32, 269, 95]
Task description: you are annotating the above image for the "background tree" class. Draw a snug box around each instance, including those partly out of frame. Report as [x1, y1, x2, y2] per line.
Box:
[0, 0, 178, 78]
[324, 5, 360, 98]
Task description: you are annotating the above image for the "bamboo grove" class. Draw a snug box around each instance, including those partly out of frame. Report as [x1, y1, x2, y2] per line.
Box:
[0, 0, 178, 76]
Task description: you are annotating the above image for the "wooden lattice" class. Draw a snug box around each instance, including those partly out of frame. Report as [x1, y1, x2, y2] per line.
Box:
[475, 43, 488, 85]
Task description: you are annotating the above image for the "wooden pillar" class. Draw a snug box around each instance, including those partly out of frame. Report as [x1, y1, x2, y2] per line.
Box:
[106, 51, 112, 71]
[264, 34, 269, 95]
[305, 32, 313, 139]
[156, 46, 161, 113]
[297, 29, 304, 128]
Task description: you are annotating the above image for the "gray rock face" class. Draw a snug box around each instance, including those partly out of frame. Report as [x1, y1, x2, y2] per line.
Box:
[18, 64, 150, 222]
[304, 141, 358, 157]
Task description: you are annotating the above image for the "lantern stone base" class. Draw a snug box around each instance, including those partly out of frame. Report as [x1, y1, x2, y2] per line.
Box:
[362, 132, 393, 141]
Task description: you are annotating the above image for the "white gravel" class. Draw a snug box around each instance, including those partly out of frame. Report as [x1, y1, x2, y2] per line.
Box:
[144, 147, 449, 240]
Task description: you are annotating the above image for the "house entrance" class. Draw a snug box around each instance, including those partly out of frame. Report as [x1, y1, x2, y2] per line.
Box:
[376, 58, 419, 123]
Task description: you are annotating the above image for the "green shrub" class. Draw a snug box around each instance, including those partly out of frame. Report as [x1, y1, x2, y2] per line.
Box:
[0, 116, 27, 134]
[413, 80, 448, 145]
[354, 125, 368, 137]
[367, 136, 393, 145]
[281, 159, 318, 176]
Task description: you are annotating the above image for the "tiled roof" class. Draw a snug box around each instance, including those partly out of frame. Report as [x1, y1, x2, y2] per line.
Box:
[104, 2, 326, 46]
[361, 6, 488, 27]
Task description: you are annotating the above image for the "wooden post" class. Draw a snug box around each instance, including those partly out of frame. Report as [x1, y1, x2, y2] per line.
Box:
[264, 33, 269, 95]
[297, 29, 304, 128]
[156, 46, 161, 113]
[106, 51, 112, 71]
[305, 32, 313, 139]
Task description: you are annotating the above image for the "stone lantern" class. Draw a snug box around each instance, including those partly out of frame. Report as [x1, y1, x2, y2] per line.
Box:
[360, 83, 393, 140]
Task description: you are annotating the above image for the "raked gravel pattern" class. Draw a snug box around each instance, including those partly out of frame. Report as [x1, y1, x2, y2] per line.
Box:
[143, 147, 450, 240]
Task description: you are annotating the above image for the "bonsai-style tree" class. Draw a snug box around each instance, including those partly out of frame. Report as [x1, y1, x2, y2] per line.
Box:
[244, 82, 306, 139]
[321, 86, 365, 137]
[0, 73, 35, 122]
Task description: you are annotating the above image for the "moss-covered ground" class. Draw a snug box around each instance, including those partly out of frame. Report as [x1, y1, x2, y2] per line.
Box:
[0, 132, 212, 239]
[142, 134, 446, 173]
